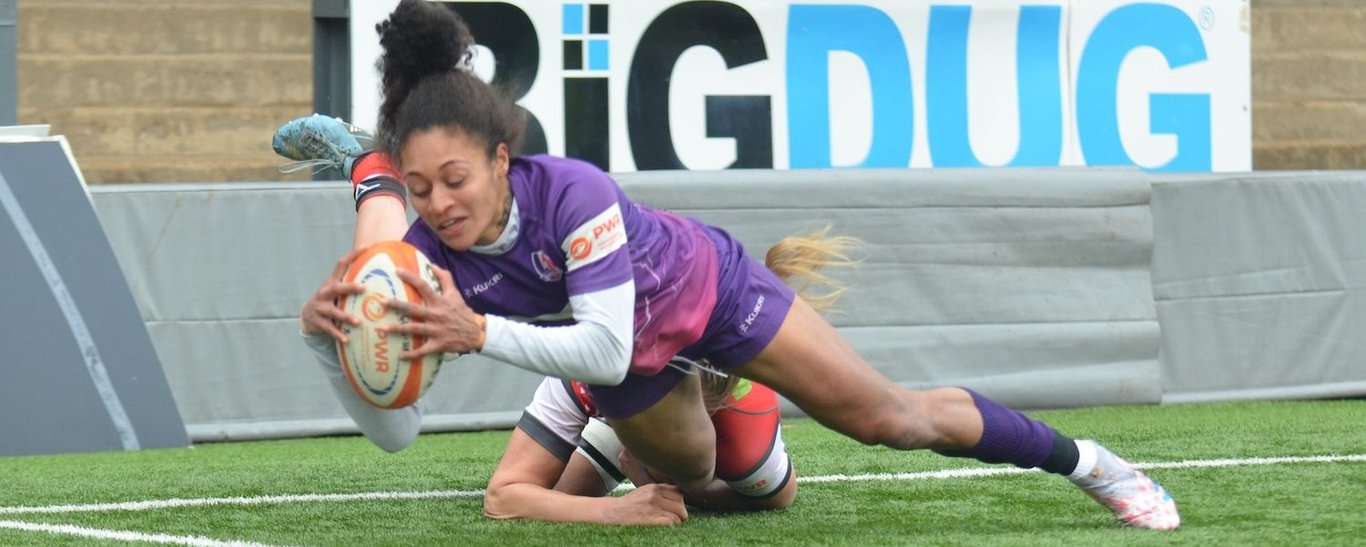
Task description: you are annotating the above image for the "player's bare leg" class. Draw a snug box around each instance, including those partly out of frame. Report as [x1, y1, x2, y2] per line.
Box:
[607, 372, 719, 498]
[733, 297, 1180, 529]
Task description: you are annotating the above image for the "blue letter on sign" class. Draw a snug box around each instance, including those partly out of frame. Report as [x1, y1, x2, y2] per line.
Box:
[925, 5, 1063, 167]
[926, 6, 978, 167]
[788, 5, 913, 168]
[1076, 4, 1211, 171]
[1012, 5, 1064, 167]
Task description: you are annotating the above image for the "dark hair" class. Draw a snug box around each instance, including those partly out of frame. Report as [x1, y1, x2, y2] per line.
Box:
[375, 0, 523, 161]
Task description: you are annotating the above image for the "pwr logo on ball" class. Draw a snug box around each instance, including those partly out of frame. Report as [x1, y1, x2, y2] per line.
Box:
[360, 293, 387, 322]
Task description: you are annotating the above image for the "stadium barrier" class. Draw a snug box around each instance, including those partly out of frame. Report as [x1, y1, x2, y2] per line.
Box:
[1151, 171, 1366, 403]
[80, 168, 1366, 442]
[0, 138, 188, 456]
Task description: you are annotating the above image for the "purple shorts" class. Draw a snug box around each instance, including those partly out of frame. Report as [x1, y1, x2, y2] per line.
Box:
[587, 223, 796, 419]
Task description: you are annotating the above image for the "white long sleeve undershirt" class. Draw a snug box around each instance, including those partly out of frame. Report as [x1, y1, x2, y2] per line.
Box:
[479, 281, 634, 386]
[302, 331, 420, 453]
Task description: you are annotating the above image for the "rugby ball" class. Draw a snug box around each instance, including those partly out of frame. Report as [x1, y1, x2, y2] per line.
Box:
[337, 241, 442, 409]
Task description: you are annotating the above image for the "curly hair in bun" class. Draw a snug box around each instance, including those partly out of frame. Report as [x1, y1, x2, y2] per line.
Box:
[375, 0, 523, 161]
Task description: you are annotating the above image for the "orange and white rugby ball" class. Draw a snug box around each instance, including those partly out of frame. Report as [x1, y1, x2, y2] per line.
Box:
[337, 241, 442, 409]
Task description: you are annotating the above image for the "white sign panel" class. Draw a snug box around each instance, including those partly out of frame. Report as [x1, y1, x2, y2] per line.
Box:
[350, 0, 1250, 172]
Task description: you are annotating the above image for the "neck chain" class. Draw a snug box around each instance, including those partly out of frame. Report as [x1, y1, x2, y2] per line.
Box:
[493, 189, 513, 233]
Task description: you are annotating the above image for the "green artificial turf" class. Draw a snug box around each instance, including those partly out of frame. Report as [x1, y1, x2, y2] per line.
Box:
[1, 400, 1362, 545]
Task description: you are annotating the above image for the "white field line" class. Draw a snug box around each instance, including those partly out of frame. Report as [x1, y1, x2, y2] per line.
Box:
[0, 519, 277, 547]
[0, 489, 486, 516]
[3, 454, 1363, 517]
[798, 453, 1366, 483]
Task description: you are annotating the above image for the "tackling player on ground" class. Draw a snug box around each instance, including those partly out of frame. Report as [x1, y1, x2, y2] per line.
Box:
[488, 372, 794, 525]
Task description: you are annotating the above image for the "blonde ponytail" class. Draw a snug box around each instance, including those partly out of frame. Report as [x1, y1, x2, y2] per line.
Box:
[764, 225, 860, 312]
[699, 225, 860, 414]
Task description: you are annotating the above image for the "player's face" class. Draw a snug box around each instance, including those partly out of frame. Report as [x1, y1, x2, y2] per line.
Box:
[400, 127, 510, 251]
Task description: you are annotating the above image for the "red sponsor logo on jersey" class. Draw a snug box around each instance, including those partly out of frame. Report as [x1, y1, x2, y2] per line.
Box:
[592, 213, 622, 239]
[569, 237, 592, 260]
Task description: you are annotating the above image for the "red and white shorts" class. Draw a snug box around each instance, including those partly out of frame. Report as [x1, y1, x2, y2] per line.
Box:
[576, 379, 792, 498]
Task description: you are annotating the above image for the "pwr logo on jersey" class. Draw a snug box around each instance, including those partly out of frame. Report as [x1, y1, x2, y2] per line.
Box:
[564, 203, 627, 272]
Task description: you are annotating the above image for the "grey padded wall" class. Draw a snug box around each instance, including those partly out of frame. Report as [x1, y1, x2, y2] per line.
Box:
[0, 140, 188, 456]
[620, 168, 1161, 411]
[1152, 172, 1366, 402]
[90, 183, 544, 441]
[90, 168, 1159, 441]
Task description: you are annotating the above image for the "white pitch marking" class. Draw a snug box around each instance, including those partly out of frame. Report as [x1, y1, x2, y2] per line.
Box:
[0, 489, 485, 516]
[798, 465, 1036, 483]
[799, 453, 1366, 484]
[1140, 454, 1366, 469]
[2, 454, 1362, 516]
[0, 519, 277, 546]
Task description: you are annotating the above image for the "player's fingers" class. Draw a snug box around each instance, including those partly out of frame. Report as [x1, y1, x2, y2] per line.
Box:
[398, 339, 442, 361]
[318, 320, 349, 344]
[331, 247, 366, 280]
[383, 298, 433, 320]
[633, 485, 685, 526]
[658, 490, 688, 522]
[304, 309, 351, 343]
[394, 268, 443, 302]
[321, 282, 364, 301]
[318, 304, 360, 327]
[380, 318, 425, 338]
[654, 483, 686, 504]
[433, 265, 458, 296]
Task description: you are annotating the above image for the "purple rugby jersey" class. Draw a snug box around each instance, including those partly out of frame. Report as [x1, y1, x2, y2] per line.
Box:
[403, 155, 718, 376]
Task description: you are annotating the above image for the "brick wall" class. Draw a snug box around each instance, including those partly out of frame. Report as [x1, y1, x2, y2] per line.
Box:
[14, 1, 1366, 182]
[17, 0, 313, 183]
[1253, 0, 1366, 169]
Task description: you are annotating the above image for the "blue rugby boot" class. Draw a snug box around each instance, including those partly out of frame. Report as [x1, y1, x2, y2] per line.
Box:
[272, 114, 374, 176]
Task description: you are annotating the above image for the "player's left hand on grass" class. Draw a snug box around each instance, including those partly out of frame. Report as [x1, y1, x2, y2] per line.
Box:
[608, 483, 688, 526]
[384, 265, 486, 359]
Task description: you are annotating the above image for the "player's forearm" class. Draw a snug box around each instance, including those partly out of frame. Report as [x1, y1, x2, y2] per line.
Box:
[301, 332, 419, 452]
[480, 284, 634, 385]
[483, 483, 621, 524]
[482, 316, 629, 384]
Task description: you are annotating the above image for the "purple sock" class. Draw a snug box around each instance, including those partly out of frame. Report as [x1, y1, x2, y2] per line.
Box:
[935, 388, 1065, 471]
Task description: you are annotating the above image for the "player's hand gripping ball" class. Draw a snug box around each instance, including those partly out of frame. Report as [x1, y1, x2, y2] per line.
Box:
[337, 241, 442, 409]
